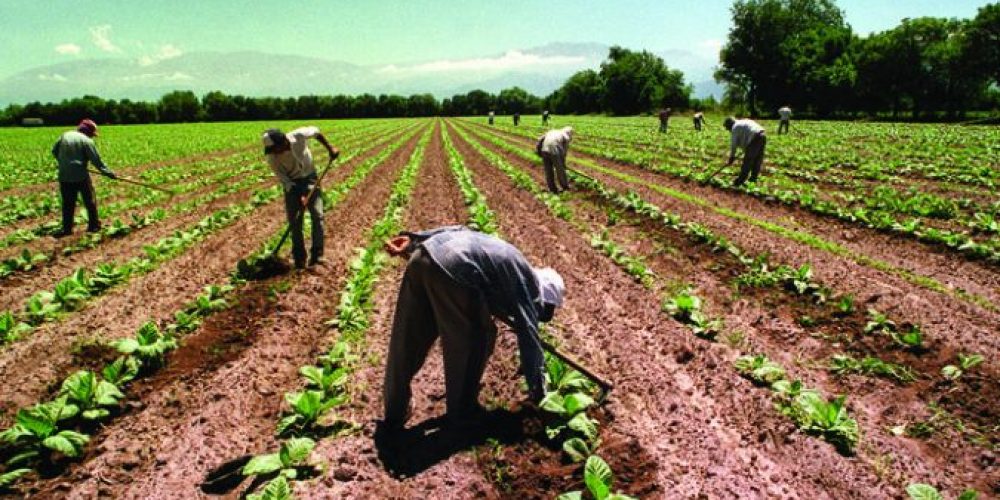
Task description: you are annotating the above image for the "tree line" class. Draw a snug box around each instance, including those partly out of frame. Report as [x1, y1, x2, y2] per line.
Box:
[716, 0, 1000, 118]
[0, 46, 695, 126]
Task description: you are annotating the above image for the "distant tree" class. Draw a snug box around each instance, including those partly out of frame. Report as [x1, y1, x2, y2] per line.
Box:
[496, 87, 541, 114]
[464, 90, 495, 115]
[963, 3, 1000, 88]
[549, 69, 604, 114]
[202, 91, 243, 121]
[406, 94, 440, 116]
[158, 91, 201, 122]
[717, 0, 852, 115]
[599, 46, 690, 115]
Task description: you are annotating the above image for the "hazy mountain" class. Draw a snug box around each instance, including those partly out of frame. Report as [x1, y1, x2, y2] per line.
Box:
[0, 43, 721, 106]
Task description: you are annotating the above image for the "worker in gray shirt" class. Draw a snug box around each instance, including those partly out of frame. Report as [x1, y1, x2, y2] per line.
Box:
[262, 126, 339, 268]
[723, 116, 767, 187]
[51, 119, 117, 237]
[536, 126, 574, 193]
[381, 225, 565, 431]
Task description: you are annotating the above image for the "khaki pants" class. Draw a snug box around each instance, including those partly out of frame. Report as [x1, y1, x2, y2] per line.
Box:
[383, 248, 497, 427]
[734, 133, 766, 186]
[541, 152, 570, 194]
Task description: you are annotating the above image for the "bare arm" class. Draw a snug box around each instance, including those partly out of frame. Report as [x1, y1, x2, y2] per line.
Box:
[313, 132, 339, 160]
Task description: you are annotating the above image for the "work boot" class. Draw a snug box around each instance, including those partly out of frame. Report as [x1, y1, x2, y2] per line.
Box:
[52, 230, 72, 239]
[293, 259, 306, 270]
[307, 255, 326, 267]
[86, 224, 101, 233]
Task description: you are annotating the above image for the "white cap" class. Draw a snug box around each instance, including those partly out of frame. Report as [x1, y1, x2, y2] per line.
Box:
[534, 267, 565, 307]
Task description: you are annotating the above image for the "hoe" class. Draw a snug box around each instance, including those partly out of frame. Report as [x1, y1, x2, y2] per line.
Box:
[236, 158, 335, 280]
[89, 168, 175, 196]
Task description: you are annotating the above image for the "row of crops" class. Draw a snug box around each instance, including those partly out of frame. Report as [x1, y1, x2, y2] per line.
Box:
[0, 117, 993, 498]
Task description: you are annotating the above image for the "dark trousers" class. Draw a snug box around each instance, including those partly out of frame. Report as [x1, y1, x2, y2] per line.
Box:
[283, 183, 324, 265]
[659, 120, 668, 133]
[693, 119, 703, 131]
[541, 152, 570, 193]
[59, 179, 100, 233]
[383, 248, 497, 426]
[734, 133, 767, 186]
[778, 119, 790, 134]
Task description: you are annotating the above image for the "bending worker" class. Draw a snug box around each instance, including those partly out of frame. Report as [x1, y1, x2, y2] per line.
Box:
[658, 107, 672, 133]
[262, 126, 339, 269]
[382, 225, 565, 430]
[536, 126, 574, 194]
[52, 119, 117, 237]
[723, 116, 767, 187]
[777, 105, 792, 134]
[692, 111, 705, 131]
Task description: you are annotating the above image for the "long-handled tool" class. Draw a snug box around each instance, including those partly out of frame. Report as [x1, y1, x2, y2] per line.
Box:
[89, 169, 175, 196]
[699, 163, 729, 185]
[237, 158, 335, 279]
[542, 340, 614, 404]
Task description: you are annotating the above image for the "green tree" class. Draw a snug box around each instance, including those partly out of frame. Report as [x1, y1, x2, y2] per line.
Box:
[549, 69, 605, 114]
[599, 46, 690, 115]
[496, 87, 541, 114]
[158, 90, 202, 122]
[717, 0, 851, 115]
[963, 3, 1000, 87]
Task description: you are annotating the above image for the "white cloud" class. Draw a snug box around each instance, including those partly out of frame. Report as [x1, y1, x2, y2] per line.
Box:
[89, 25, 121, 53]
[55, 43, 81, 55]
[137, 44, 183, 66]
[165, 71, 193, 81]
[378, 50, 586, 74]
[38, 73, 68, 82]
[119, 71, 193, 82]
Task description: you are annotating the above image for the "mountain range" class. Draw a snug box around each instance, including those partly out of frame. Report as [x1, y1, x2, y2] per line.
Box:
[0, 43, 722, 106]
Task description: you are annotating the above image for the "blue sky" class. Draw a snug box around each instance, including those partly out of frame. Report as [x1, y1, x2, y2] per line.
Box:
[0, 0, 989, 79]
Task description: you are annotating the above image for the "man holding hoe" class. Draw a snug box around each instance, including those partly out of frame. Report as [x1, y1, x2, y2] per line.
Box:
[262, 126, 339, 269]
[723, 116, 767, 187]
[380, 226, 565, 431]
[51, 119, 118, 237]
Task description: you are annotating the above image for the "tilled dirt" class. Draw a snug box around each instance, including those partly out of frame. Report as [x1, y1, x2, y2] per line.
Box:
[466, 124, 1000, 360]
[461, 125, 996, 493]
[36, 127, 428, 499]
[0, 134, 403, 428]
[445, 120, 962, 498]
[297, 122, 504, 497]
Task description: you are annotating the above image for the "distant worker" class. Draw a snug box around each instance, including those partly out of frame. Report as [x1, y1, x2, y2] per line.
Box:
[51, 119, 118, 237]
[658, 107, 672, 133]
[778, 105, 792, 134]
[536, 126, 574, 194]
[381, 225, 565, 430]
[723, 116, 766, 187]
[262, 126, 340, 269]
[488, 111, 495, 126]
[692, 111, 705, 131]
[513, 112, 521, 126]
[542, 110, 550, 125]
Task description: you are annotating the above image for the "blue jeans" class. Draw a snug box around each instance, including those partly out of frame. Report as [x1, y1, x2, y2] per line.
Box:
[284, 181, 324, 264]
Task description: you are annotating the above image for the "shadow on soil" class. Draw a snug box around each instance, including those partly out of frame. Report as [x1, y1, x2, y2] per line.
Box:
[374, 408, 531, 478]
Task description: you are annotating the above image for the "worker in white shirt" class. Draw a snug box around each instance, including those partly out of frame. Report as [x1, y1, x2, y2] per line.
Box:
[777, 106, 791, 134]
[262, 126, 339, 268]
[723, 117, 766, 187]
[536, 127, 573, 193]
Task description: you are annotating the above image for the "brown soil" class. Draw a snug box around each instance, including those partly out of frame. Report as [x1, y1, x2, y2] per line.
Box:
[456, 122, 996, 493]
[23, 125, 427, 498]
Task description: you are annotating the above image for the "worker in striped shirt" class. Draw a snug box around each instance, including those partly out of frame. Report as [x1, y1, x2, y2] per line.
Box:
[723, 117, 766, 187]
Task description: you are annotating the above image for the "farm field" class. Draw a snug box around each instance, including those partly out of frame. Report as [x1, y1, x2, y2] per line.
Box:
[0, 117, 997, 499]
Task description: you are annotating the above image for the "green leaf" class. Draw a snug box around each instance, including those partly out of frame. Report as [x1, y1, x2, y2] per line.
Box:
[906, 483, 943, 500]
[0, 468, 32, 488]
[243, 453, 283, 476]
[941, 365, 962, 380]
[43, 430, 90, 457]
[246, 475, 293, 500]
[557, 492, 583, 500]
[567, 413, 599, 441]
[562, 438, 590, 463]
[95, 380, 125, 406]
[584, 455, 613, 500]
[82, 408, 110, 420]
[563, 393, 595, 416]
[957, 489, 979, 500]
[113, 338, 141, 355]
[279, 437, 315, 467]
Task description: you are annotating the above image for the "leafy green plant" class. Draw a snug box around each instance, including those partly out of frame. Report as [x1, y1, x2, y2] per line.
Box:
[276, 390, 346, 436]
[52, 275, 90, 311]
[662, 290, 722, 340]
[112, 322, 177, 367]
[246, 475, 293, 500]
[0, 311, 32, 344]
[0, 398, 89, 466]
[299, 364, 348, 398]
[864, 308, 896, 334]
[59, 370, 125, 420]
[941, 353, 984, 381]
[101, 356, 140, 387]
[833, 294, 855, 316]
[242, 437, 316, 480]
[23, 292, 60, 325]
[0, 468, 32, 490]
[557, 455, 637, 500]
[829, 354, 917, 383]
[906, 483, 979, 500]
[734, 355, 787, 385]
[166, 310, 201, 335]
